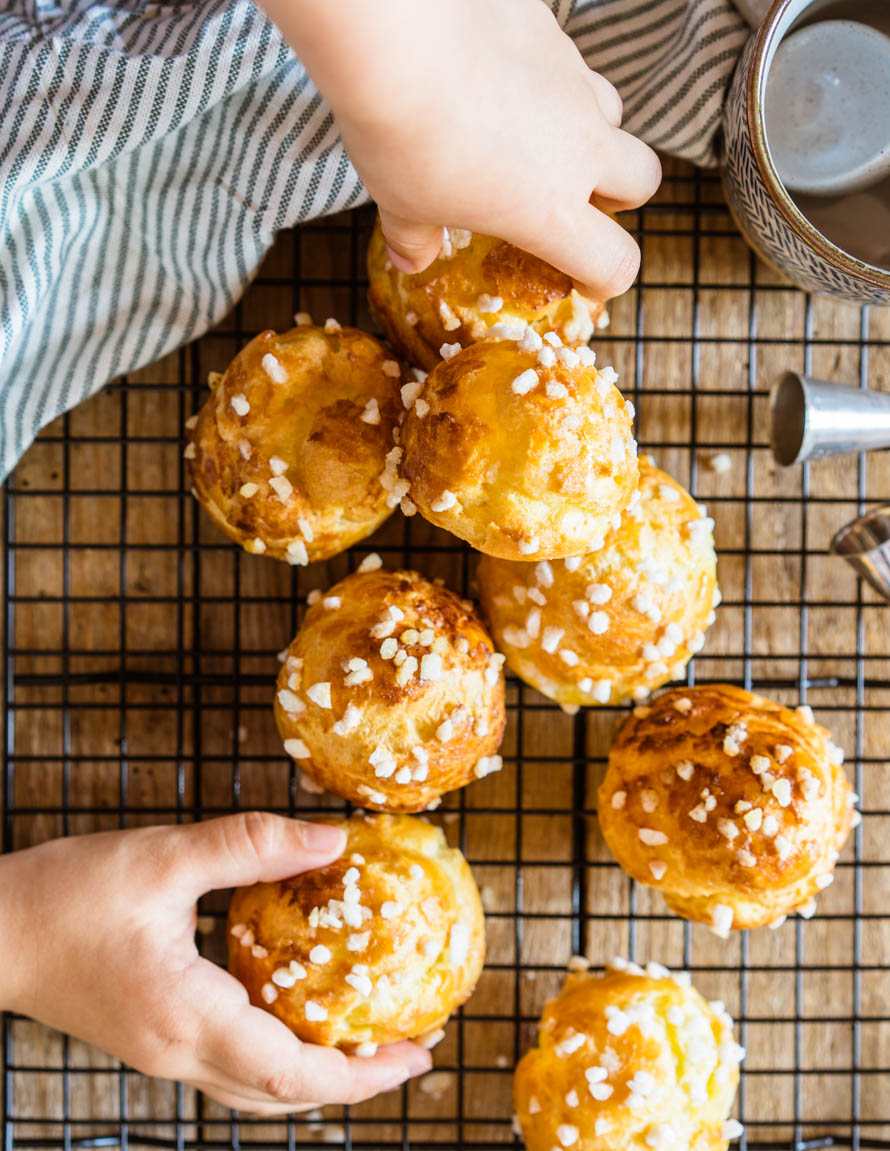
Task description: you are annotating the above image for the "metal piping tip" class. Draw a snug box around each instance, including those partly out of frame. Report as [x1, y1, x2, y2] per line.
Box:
[831, 505, 890, 602]
[770, 372, 890, 466]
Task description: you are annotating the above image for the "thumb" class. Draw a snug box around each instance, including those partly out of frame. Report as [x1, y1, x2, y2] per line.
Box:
[378, 208, 445, 274]
[168, 812, 345, 898]
[197, 977, 432, 1108]
[517, 203, 641, 302]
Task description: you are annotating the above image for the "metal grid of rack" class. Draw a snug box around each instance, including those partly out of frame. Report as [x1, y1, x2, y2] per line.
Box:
[3, 159, 890, 1149]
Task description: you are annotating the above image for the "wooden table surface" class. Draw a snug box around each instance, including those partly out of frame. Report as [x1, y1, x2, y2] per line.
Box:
[3, 162, 889, 1148]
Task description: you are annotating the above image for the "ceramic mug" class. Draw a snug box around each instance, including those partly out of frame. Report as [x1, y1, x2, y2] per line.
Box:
[720, 0, 890, 306]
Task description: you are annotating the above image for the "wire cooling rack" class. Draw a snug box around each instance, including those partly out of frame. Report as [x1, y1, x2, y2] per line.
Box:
[3, 159, 890, 1150]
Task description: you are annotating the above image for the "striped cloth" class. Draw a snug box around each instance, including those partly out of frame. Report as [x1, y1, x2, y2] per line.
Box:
[0, 0, 751, 479]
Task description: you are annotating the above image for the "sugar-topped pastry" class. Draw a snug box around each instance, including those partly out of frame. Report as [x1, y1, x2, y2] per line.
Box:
[227, 813, 485, 1050]
[598, 685, 856, 933]
[477, 460, 718, 707]
[514, 959, 743, 1151]
[274, 566, 506, 811]
[187, 322, 407, 564]
[399, 337, 638, 561]
[366, 217, 607, 371]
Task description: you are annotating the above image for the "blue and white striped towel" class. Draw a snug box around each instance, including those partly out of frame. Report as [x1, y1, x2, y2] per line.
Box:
[0, 0, 751, 479]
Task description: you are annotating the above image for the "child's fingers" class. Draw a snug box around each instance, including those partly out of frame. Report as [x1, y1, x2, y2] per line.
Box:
[186, 1067, 322, 1109]
[167, 812, 346, 897]
[522, 203, 641, 301]
[379, 209, 445, 274]
[586, 71, 623, 127]
[184, 1077, 321, 1115]
[198, 995, 430, 1106]
[593, 127, 663, 211]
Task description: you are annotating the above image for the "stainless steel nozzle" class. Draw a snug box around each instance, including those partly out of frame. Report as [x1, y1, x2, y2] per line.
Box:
[770, 371, 890, 466]
[831, 505, 890, 602]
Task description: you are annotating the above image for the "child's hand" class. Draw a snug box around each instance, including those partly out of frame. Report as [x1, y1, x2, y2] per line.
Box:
[0, 813, 431, 1111]
[264, 0, 661, 299]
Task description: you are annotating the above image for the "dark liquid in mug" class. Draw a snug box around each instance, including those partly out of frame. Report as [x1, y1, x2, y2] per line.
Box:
[798, 0, 890, 37]
[793, 176, 890, 272]
[765, 0, 890, 272]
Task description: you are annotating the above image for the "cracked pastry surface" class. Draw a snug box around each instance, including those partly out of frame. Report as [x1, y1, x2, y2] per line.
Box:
[187, 322, 406, 564]
[367, 218, 607, 371]
[227, 813, 485, 1050]
[597, 685, 856, 933]
[274, 566, 506, 812]
[514, 959, 743, 1151]
[477, 460, 718, 706]
[399, 336, 638, 561]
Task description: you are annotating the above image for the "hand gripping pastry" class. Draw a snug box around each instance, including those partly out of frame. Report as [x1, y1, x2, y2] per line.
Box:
[367, 218, 607, 371]
[477, 460, 718, 707]
[186, 322, 408, 564]
[514, 959, 744, 1151]
[399, 336, 638, 561]
[598, 685, 856, 934]
[274, 565, 506, 812]
[227, 813, 485, 1051]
